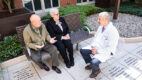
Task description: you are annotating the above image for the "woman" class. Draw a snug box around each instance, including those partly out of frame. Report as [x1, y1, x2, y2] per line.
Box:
[46, 8, 74, 68]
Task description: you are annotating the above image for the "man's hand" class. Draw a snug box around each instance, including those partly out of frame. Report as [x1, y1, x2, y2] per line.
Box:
[91, 46, 97, 55]
[35, 44, 44, 49]
[50, 37, 57, 44]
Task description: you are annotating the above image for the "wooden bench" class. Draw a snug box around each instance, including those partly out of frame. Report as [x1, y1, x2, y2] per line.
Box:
[16, 13, 94, 60]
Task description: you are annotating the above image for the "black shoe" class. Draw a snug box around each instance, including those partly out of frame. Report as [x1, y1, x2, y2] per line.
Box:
[70, 61, 74, 67]
[66, 63, 71, 68]
[52, 66, 62, 74]
[43, 65, 50, 71]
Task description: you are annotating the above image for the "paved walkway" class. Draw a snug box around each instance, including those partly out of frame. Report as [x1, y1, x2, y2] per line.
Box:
[1, 37, 142, 80]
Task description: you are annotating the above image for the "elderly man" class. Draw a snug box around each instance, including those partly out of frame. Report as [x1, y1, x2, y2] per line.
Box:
[23, 14, 61, 74]
[80, 12, 119, 78]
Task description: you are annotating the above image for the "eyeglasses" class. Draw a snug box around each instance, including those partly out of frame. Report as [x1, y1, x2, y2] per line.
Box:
[54, 13, 59, 16]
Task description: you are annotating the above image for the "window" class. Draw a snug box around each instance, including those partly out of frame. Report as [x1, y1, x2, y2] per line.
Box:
[44, 0, 51, 8]
[83, 0, 87, 2]
[44, 0, 59, 9]
[77, 0, 81, 3]
[53, 0, 59, 7]
[23, 0, 33, 10]
[23, 0, 59, 12]
[77, 0, 94, 4]
[33, 0, 42, 10]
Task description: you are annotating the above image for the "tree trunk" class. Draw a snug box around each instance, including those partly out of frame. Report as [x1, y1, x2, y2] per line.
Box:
[7, 1, 12, 14]
[113, 0, 120, 19]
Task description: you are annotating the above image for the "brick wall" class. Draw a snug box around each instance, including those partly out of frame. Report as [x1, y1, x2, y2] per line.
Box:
[0, 1, 3, 10]
[0, 0, 23, 11]
[14, 0, 23, 8]
[60, 0, 76, 7]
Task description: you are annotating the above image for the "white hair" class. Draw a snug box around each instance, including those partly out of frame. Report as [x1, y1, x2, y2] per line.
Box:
[49, 8, 59, 17]
[99, 12, 110, 20]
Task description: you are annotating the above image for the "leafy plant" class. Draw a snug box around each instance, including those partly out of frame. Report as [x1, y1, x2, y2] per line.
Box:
[98, 2, 142, 16]
[42, 5, 98, 25]
[0, 34, 24, 61]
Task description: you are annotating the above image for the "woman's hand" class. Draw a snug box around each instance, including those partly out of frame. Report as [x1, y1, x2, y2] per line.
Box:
[50, 37, 57, 44]
[62, 34, 70, 40]
[66, 34, 70, 39]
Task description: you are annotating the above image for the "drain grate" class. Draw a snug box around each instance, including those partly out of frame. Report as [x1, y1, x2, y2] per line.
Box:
[9, 64, 40, 80]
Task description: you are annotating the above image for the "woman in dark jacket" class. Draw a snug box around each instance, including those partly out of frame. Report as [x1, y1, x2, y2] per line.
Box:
[46, 8, 74, 68]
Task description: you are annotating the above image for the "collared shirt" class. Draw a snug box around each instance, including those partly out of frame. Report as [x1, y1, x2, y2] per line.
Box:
[56, 20, 63, 31]
[31, 25, 44, 46]
[91, 22, 119, 62]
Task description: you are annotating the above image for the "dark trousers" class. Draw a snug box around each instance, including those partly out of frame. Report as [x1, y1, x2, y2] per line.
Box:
[54, 39, 74, 65]
[80, 49, 101, 73]
[30, 44, 59, 69]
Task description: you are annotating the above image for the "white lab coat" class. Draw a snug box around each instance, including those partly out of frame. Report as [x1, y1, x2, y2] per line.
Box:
[91, 22, 119, 62]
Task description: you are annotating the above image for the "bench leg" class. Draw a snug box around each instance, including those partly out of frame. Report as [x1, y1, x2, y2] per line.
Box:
[76, 43, 79, 50]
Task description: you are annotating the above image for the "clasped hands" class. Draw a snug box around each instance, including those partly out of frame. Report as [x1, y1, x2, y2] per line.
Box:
[91, 46, 97, 55]
[61, 34, 70, 40]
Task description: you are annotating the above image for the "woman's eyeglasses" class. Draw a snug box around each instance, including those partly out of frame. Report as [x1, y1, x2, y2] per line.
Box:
[54, 13, 59, 16]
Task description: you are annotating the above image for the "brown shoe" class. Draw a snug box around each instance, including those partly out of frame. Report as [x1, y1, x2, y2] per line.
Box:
[43, 66, 50, 71]
[52, 66, 62, 74]
[85, 65, 92, 70]
[89, 69, 101, 78]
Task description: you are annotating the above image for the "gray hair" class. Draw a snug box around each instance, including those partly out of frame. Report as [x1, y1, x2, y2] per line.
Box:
[99, 12, 110, 20]
[49, 8, 59, 17]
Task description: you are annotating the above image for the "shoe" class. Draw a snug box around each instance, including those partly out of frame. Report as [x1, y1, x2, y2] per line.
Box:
[89, 69, 101, 78]
[52, 66, 62, 74]
[70, 61, 74, 67]
[85, 64, 92, 70]
[66, 62, 71, 68]
[43, 65, 50, 71]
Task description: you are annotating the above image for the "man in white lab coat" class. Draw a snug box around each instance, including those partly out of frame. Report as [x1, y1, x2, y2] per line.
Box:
[80, 12, 119, 78]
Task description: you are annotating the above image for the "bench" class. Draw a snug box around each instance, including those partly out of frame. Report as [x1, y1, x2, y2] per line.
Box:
[16, 13, 94, 60]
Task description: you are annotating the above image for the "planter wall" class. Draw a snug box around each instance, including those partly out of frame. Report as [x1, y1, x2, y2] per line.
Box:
[95, 0, 124, 8]
[135, 0, 142, 7]
[0, 7, 34, 40]
[95, 0, 116, 8]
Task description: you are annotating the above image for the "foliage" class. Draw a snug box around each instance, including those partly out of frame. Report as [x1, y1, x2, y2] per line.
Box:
[42, 5, 98, 25]
[98, 2, 142, 17]
[0, 34, 24, 61]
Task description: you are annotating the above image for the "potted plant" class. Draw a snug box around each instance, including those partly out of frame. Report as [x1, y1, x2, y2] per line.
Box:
[0, 0, 34, 40]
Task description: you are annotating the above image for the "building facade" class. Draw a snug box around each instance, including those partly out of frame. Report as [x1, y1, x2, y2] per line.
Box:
[0, 0, 95, 16]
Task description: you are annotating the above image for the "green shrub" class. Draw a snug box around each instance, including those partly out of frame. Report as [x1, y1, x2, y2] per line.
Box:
[99, 2, 142, 16]
[0, 34, 24, 61]
[42, 5, 98, 25]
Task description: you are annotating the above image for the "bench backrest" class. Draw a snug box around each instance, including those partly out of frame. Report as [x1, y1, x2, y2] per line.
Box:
[16, 25, 27, 46]
[62, 13, 81, 31]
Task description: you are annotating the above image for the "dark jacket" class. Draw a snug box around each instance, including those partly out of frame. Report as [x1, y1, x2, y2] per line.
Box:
[46, 17, 70, 41]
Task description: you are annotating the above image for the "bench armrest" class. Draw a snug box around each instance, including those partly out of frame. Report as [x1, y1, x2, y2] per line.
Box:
[81, 26, 91, 34]
[26, 46, 31, 56]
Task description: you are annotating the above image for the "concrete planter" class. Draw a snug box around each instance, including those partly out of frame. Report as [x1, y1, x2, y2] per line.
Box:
[0, 7, 34, 40]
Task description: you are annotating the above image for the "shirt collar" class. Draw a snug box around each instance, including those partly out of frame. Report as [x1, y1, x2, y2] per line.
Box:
[103, 22, 113, 29]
